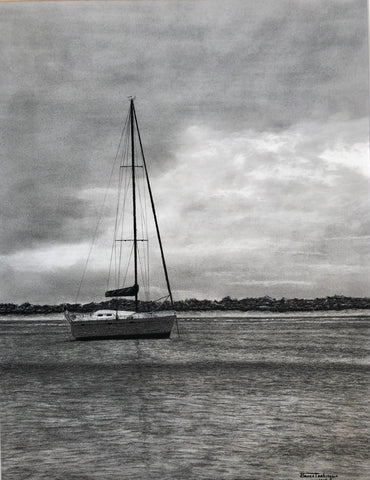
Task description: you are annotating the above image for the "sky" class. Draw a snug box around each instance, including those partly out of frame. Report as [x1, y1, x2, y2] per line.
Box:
[0, 0, 369, 304]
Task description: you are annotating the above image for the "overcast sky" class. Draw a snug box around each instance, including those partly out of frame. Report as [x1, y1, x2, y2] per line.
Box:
[0, 0, 369, 304]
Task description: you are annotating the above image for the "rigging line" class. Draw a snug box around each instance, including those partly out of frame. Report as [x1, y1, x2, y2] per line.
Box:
[135, 137, 150, 295]
[108, 128, 127, 291]
[137, 185, 150, 297]
[119, 129, 134, 289]
[140, 239, 148, 298]
[107, 110, 130, 291]
[138, 235, 149, 299]
[151, 295, 171, 312]
[137, 160, 150, 296]
[117, 127, 130, 286]
[118, 130, 132, 286]
[142, 159, 150, 295]
[114, 129, 129, 288]
[108, 141, 126, 291]
[136, 180, 148, 296]
[120, 129, 132, 238]
[137, 246, 148, 301]
[122, 242, 134, 288]
[107, 235, 116, 291]
[113, 117, 131, 288]
[152, 294, 170, 302]
[133, 104, 174, 306]
[137, 137, 149, 239]
[134, 137, 148, 296]
[114, 147, 124, 288]
[75, 109, 130, 304]
[136, 172, 149, 294]
[140, 169, 150, 272]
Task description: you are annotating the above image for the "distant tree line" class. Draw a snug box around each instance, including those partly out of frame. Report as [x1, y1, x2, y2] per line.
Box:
[1, 295, 370, 315]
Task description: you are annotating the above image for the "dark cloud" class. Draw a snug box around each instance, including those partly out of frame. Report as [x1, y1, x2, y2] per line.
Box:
[0, 0, 368, 302]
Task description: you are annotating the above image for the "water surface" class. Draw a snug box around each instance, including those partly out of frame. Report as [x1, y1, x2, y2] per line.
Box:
[1, 313, 369, 479]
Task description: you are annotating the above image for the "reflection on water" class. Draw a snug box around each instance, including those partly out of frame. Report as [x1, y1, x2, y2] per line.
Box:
[1, 314, 369, 479]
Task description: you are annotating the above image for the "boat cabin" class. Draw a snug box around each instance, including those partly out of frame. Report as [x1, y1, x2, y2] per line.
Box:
[91, 310, 135, 319]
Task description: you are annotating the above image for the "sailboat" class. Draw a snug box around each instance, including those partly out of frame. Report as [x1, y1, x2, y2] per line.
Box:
[64, 97, 177, 340]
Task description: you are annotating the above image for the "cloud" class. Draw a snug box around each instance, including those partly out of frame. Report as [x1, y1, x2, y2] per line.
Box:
[3, 115, 368, 303]
[153, 116, 370, 299]
[0, 0, 368, 303]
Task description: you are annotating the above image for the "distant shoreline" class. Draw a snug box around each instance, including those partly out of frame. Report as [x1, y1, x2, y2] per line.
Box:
[1, 295, 370, 315]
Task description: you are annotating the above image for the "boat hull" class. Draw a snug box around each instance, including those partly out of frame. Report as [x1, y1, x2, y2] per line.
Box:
[69, 313, 176, 340]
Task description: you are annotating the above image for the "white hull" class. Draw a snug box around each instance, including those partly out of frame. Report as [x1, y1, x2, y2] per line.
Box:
[68, 311, 176, 340]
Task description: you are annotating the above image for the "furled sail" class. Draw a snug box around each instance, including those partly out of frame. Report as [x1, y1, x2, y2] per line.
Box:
[105, 284, 139, 297]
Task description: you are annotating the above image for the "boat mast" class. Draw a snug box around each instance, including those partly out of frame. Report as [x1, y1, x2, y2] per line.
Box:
[130, 97, 138, 311]
[132, 103, 174, 306]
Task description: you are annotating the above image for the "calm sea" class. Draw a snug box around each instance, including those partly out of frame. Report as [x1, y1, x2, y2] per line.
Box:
[1, 312, 369, 480]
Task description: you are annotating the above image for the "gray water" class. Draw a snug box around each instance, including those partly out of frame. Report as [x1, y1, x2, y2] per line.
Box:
[1, 313, 369, 480]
